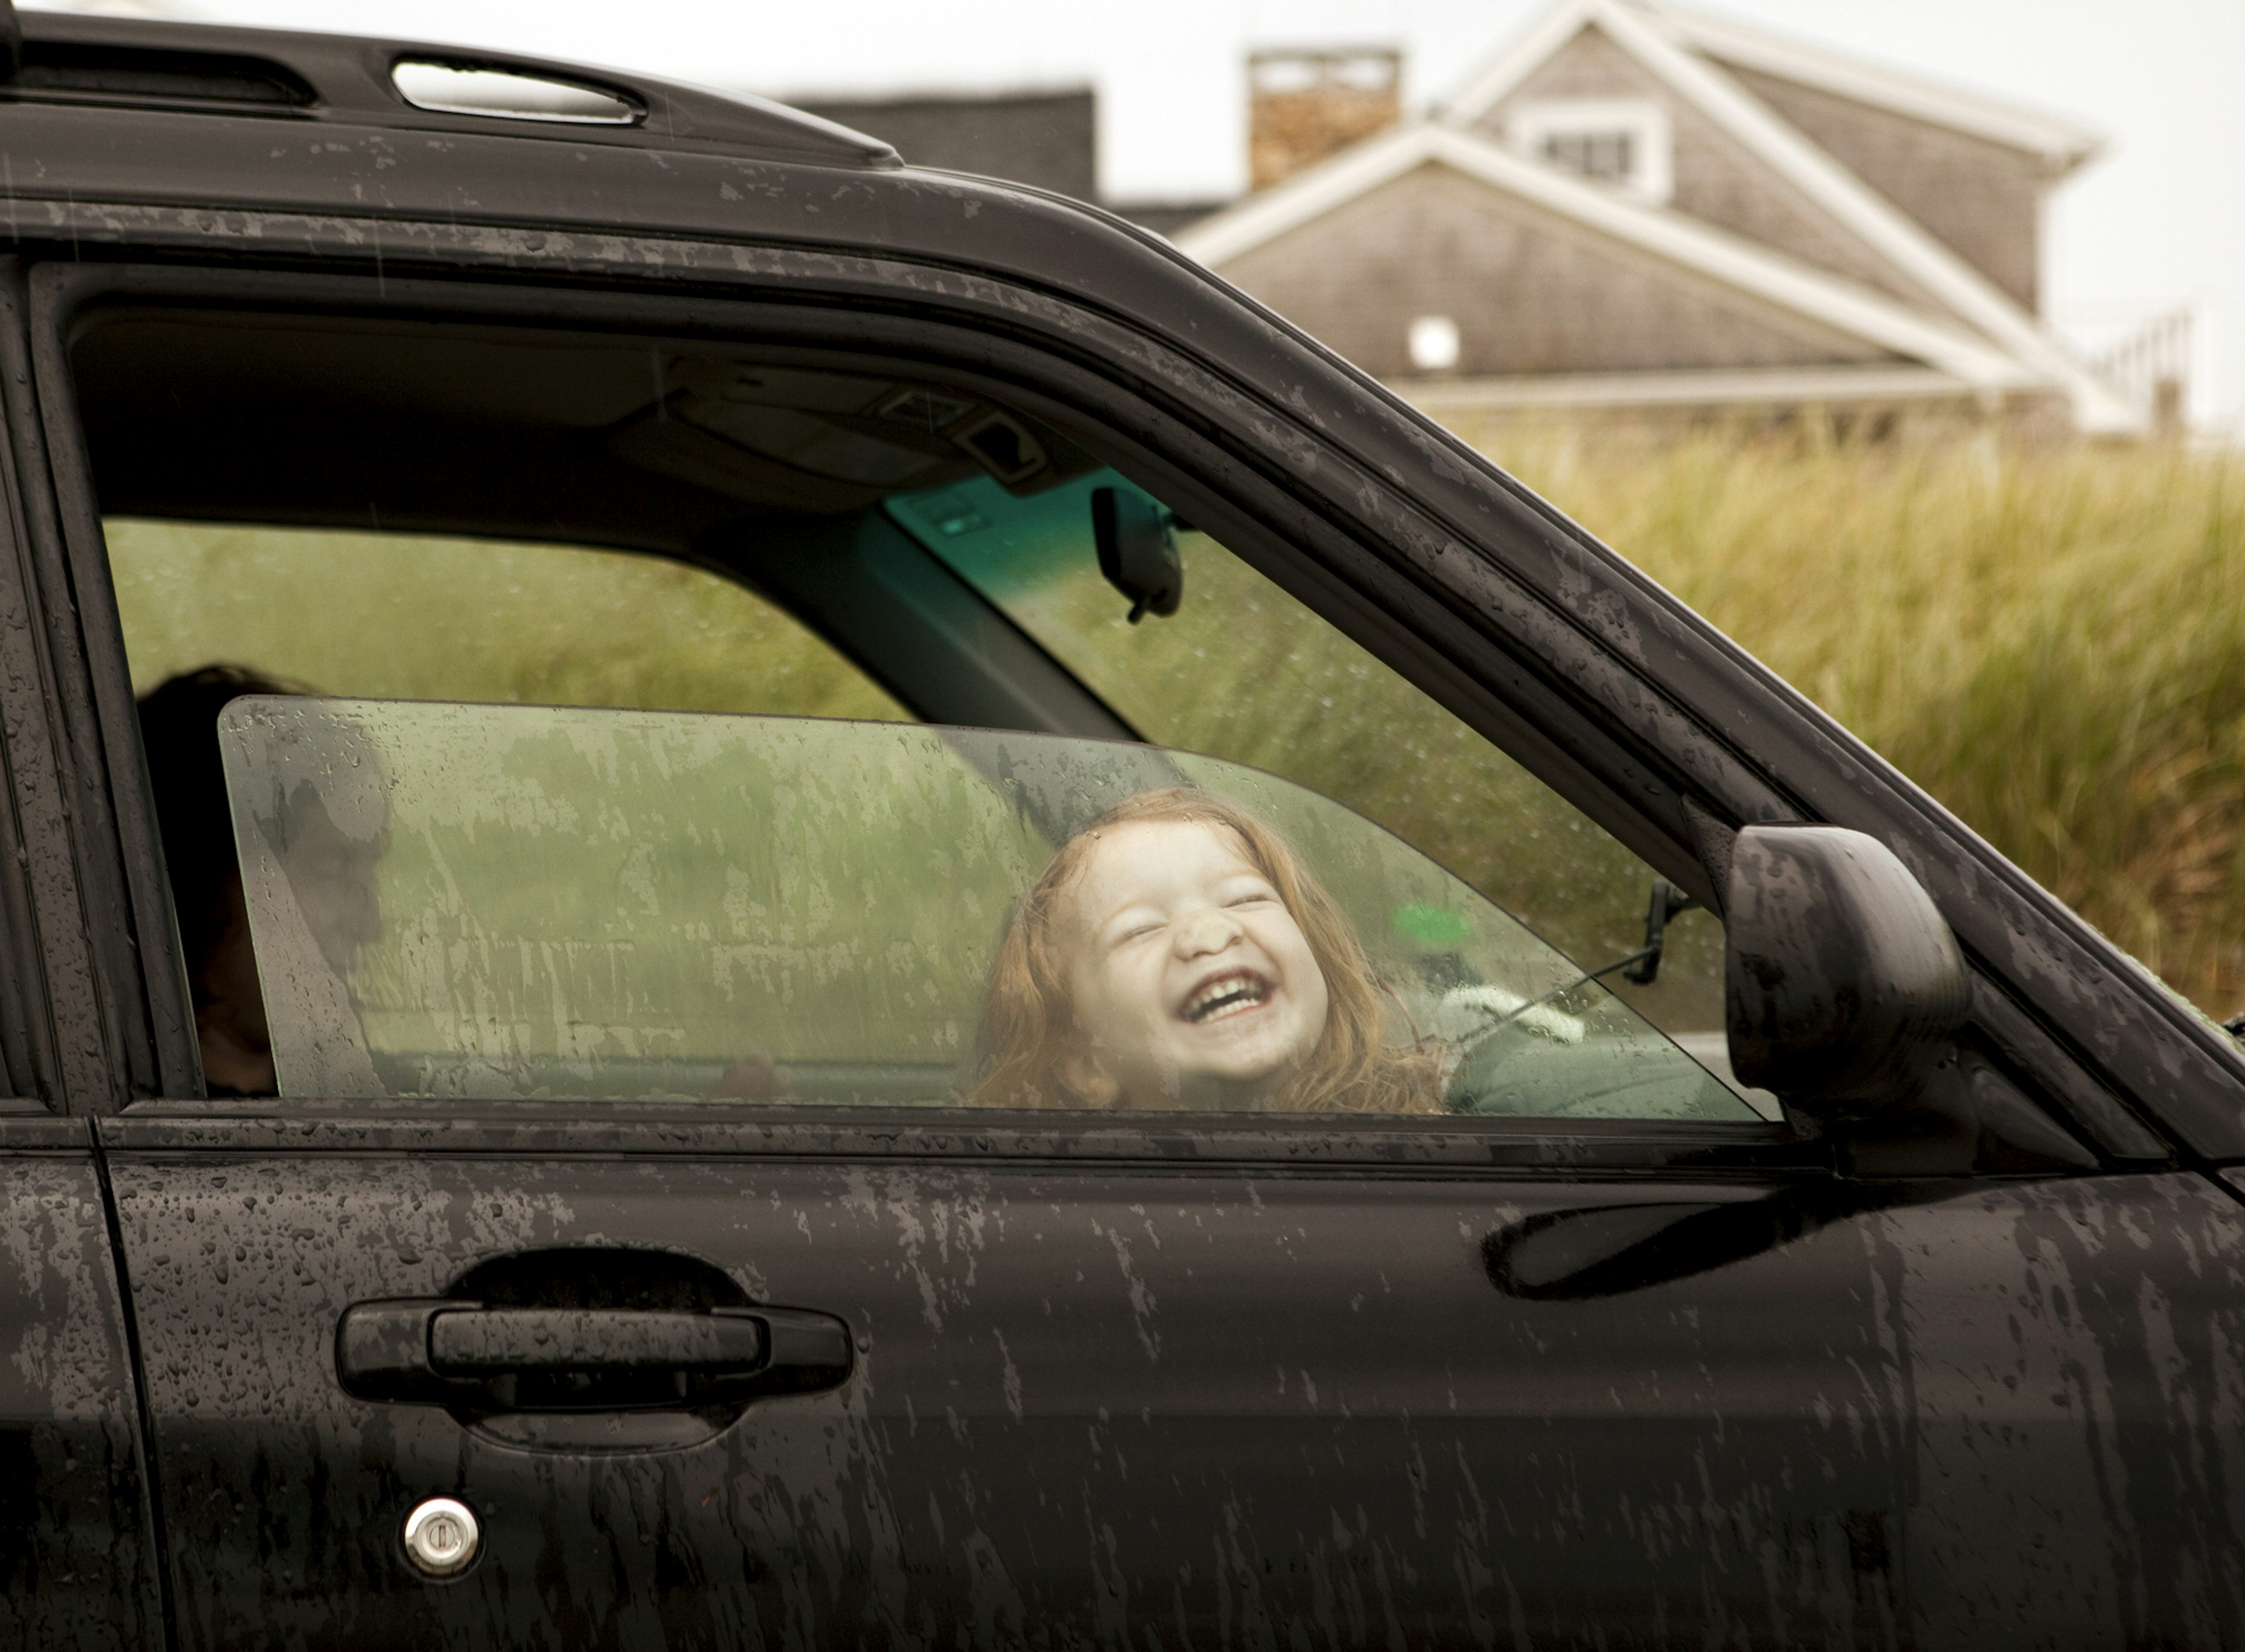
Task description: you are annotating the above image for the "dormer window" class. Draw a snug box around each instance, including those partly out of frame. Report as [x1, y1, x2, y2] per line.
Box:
[1543, 128, 1633, 181]
[1504, 99, 1673, 205]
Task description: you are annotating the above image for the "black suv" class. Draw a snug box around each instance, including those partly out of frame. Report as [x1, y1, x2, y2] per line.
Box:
[2, 8, 2241, 1650]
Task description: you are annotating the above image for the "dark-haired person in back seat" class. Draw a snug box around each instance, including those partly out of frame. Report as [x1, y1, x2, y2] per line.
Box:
[137, 664, 296, 1097]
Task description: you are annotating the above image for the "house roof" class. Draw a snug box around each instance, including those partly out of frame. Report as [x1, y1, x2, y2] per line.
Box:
[1637, 2, 2104, 171]
[1445, 0, 2104, 168]
[1173, 121, 2039, 392]
[1441, 0, 2133, 429]
[783, 88, 1096, 202]
[1186, 0, 2135, 430]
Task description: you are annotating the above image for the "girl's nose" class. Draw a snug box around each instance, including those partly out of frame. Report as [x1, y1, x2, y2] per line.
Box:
[1175, 906, 1243, 958]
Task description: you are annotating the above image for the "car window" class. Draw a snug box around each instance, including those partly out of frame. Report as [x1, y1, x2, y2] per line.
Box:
[219, 696, 1754, 1121]
[108, 519, 905, 719]
[886, 469, 1731, 1041]
[77, 319, 1760, 1117]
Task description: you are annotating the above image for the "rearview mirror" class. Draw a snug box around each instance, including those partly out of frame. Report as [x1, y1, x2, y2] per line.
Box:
[1091, 486, 1182, 623]
[1725, 824, 1969, 1117]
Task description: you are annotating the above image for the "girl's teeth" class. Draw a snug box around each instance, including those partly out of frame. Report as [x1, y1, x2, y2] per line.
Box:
[1187, 977, 1267, 1019]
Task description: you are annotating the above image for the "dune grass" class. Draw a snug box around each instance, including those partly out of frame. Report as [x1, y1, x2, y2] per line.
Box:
[109, 423, 2245, 1025]
[1453, 416, 2245, 1017]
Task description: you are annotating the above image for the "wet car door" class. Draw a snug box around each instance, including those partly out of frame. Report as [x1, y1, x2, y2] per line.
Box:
[43, 283, 2245, 1649]
[0, 1118, 161, 1652]
[91, 701, 2245, 1651]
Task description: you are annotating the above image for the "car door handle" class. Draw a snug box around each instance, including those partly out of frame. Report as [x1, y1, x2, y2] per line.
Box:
[336, 1300, 852, 1411]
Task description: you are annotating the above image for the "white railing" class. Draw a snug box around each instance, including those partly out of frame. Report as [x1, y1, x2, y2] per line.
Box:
[2089, 306, 2195, 428]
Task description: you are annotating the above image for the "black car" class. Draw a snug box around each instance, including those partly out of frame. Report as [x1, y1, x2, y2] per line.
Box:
[2, 6, 2241, 1648]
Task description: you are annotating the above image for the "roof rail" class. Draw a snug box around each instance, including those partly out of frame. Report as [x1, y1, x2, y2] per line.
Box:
[0, 9, 899, 170]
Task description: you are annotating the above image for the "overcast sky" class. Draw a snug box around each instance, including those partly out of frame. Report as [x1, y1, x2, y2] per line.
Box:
[44, 0, 2245, 428]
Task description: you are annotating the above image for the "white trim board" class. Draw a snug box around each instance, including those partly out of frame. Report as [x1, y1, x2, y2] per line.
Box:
[1437, 0, 1610, 129]
[1396, 364, 1982, 412]
[1172, 123, 2042, 392]
[1443, 0, 2096, 163]
[1436, 0, 2139, 431]
[1646, 1, 2102, 168]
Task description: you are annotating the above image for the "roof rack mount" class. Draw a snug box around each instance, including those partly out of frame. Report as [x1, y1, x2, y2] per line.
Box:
[0, 7, 899, 170]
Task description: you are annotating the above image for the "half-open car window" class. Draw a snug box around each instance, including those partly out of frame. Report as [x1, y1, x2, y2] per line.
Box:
[219, 698, 1758, 1120]
[75, 312, 1753, 1112]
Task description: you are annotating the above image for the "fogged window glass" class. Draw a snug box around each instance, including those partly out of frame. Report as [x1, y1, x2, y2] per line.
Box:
[219, 697, 1754, 1121]
[887, 469, 1729, 1045]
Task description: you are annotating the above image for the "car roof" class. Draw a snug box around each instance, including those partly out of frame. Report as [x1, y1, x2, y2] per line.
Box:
[5, 10, 902, 167]
[0, 11, 1277, 373]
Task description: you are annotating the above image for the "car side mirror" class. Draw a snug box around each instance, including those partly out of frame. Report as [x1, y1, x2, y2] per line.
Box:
[1725, 824, 1970, 1119]
[1091, 486, 1182, 623]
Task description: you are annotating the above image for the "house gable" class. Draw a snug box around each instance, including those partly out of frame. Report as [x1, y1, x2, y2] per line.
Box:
[1439, 0, 2136, 429]
[1465, 22, 1946, 314]
[1179, 131, 2039, 394]
[1718, 65, 2049, 311]
[1649, 1, 2101, 170]
[1214, 158, 1901, 381]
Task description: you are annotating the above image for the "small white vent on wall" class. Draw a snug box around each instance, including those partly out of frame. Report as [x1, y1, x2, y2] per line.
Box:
[1505, 99, 1673, 206]
[1408, 315, 1462, 373]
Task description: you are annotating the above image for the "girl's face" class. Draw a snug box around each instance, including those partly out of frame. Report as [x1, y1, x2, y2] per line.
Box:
[1056, 818, 1329, 1108]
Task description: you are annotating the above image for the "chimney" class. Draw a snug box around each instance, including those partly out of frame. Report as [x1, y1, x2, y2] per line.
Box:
[1247, 47, 1402, 192]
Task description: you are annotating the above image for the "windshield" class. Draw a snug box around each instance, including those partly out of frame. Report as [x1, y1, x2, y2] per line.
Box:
[217, 697, 1752, 1120]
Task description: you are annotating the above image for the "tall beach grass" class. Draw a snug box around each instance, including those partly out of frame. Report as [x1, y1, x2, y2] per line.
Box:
[109, 423, 2245, 1022]
[1455, 416, 2245, 1016]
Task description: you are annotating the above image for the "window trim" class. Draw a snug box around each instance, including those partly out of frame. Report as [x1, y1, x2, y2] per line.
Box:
[0, 258, 189, 1110]
[0, 270, 75, 1109]
[94, 1098, 1810, 1174]
[1505, 98, 1676, 206]
[19, 254, 2177, 1170]
[33, 265, 1733, 1062]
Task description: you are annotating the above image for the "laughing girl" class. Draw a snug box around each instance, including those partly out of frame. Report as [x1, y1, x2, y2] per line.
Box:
[971, 787, 1442, 1112]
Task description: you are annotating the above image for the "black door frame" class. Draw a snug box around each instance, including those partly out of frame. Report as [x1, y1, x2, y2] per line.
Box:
[6, 241, 2202, 1170]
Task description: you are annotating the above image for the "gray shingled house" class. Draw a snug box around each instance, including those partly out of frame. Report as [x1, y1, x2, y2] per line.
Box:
[1174, 0, 2140, 433]
[787, 89, 1099, 206]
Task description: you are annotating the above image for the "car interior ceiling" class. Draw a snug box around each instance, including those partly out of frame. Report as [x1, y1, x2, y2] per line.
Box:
[69, 308, 1135, 740]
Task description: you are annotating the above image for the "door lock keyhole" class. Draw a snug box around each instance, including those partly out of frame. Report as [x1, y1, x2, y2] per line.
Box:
[402, 1496, 481, 1577]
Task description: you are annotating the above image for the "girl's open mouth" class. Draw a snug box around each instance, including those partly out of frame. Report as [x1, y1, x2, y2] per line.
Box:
[1181, 969, 1272, 1023]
